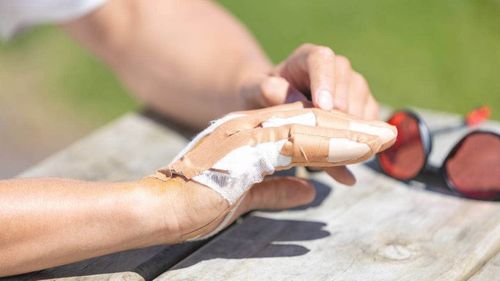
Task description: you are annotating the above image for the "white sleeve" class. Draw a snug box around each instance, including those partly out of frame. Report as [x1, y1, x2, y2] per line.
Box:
[0, 0, 107, 40]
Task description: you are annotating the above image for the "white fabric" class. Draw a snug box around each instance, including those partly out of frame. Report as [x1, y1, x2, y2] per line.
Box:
[179, 112, 318, 204]
[172, 111, 390, 239]
[193, 140, 291, 204]
[176, 112, 383, 204]
[261, 112, 316, 128]
[185, 113, 320, 204]
[0, 0, 107, 39]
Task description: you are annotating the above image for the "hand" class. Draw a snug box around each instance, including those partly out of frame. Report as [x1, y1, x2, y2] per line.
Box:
[238, 44, 381, 184]
[65, 3, 377, 124]
[143, 102, 396, 242]
[240, 44, 379, 120]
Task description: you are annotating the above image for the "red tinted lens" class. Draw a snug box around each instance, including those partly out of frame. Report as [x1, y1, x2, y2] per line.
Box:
[378, 112, 426, 180]
[445, 133, 500, 200]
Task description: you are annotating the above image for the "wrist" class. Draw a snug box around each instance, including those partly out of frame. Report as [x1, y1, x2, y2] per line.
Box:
[128, 177, 184, 245]
[135, 174, 232, 243]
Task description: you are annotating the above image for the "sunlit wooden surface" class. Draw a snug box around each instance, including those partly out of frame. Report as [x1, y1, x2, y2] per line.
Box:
[4, 108, 500, 281]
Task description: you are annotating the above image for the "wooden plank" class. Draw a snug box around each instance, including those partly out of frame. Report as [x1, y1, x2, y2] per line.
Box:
[2, 112, 210, 281]
[19, 112, 189, 181]
[4, 107, 499, 280]
[41, 272, 144, 281]
[155, 110, 500, 281]
[468, 250, 500, 281]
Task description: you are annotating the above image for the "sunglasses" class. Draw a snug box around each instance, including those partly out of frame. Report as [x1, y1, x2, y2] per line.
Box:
[377, 107, 500, 201]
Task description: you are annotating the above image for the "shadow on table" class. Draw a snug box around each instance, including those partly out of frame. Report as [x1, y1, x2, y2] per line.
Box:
[4, 174, 334, 281]
[172, 216, 331, 270]
[269, 169, 333, 210]
[3, 242, 207, 281]
[170, 178, 333, 269]
[363, 159, 459, 197]
[5, 112, 336, 281]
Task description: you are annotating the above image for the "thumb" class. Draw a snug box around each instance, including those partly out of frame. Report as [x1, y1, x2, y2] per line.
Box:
[242, 176, 315, 213]
[260, 76, 308, 106]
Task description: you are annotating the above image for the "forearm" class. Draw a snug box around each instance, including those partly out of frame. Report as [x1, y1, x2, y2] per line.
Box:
[0, 178, 170, 277]
[63, 0, 272, 128]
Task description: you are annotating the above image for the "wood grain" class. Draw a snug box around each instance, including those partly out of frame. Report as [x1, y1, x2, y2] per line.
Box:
[155, 109, 500, 281]
[3, 108, 499, 281]
[2, 113, 205, 281]
[41, 272, 144, 281]
[469, 250, 500, 281]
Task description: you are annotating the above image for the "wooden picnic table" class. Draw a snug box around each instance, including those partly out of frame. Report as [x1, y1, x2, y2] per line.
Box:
[3, 107, 500, 281]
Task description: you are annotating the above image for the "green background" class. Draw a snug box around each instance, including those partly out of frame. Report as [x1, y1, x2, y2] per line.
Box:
[2, 0, 499, 124]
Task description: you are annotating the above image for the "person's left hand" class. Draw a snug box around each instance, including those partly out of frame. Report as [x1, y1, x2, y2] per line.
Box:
[143, 102, 396, 242]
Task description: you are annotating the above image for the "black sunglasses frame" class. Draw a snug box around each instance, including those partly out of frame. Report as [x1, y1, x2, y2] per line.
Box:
[377, 109, 500, 201]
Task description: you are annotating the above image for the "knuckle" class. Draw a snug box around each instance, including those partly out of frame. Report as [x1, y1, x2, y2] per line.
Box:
[314, 45, 336, 58]
[306, 45, 335, 65]
[259, 76, 289, 103]
[353, 72, 366, 83]
[259, 76, 276, 94]
[259, 81, 268, 95]
[353, 72, 369, 92]
[307, 48, 334, 67]
[299, 43, 315, 50]
[335, 55, 351, 70]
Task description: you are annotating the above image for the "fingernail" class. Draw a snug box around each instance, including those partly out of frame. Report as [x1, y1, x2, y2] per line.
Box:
[317, 90, 334, 110]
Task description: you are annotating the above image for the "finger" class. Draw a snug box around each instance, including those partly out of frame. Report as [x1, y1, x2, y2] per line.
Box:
[260, 76, 308, 106]
[279, 124, 383, 167]
[205, 176, 316, 237]
[245, 107, 396, 150]
[280, 44, 336, 110]
[347, 72, 370, 118]
[313, 109, 397, 147]
[306, 46, 336, 111]
[333, 56, 352, 112]
[170, 112, 306, 177]
[364, 94, 380, 120]
[238, 107, 396, 151]
[171, 106, 396, 178]
[323, 166, 356, 186]
[242, 176, 315, 212]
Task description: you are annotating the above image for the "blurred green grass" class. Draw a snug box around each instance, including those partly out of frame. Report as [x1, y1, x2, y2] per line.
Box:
[220, 0, 500, 120]
[0, 26, 136, 125]
[1, 0, 500, 125]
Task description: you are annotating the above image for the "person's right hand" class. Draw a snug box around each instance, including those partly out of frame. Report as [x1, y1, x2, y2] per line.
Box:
[142, 102, 396, 243]
[238, 44, 379, 120]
